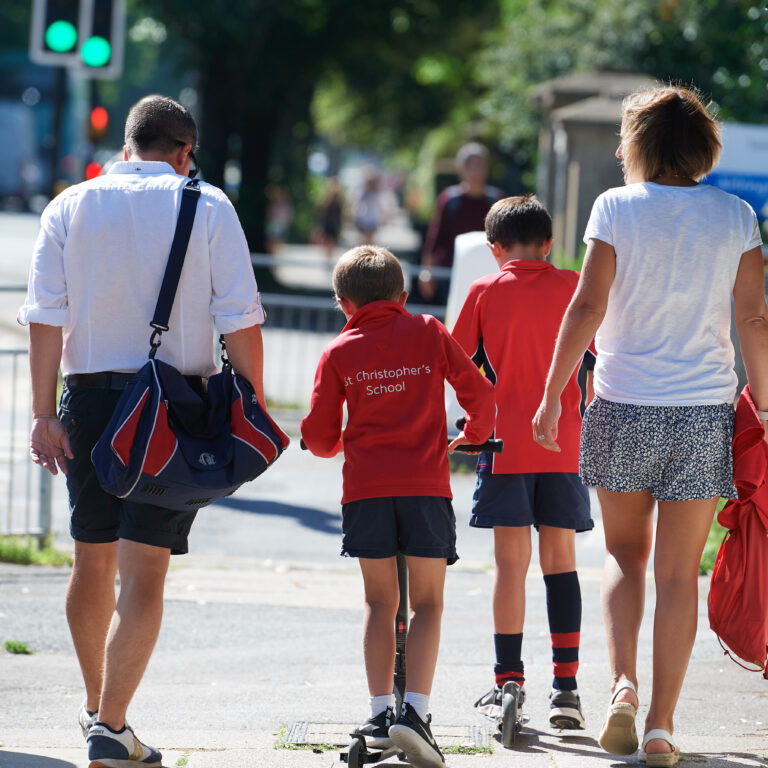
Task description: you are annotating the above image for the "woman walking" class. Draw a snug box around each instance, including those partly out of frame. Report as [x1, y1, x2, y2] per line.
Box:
[533, 85, 768, 765]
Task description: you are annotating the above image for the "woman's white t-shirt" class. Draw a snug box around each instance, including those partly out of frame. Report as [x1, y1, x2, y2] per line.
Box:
[583, 182, 762, 406]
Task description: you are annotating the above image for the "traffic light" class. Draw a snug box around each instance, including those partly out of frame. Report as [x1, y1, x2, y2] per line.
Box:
[88, 105, 109, 141]
[29, 0, 84, 65]
[80, 0, 126, 78]
[29, 0, 125, 78]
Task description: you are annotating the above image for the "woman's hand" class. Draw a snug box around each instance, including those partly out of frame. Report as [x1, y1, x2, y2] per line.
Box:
[532, 398, 562, 452]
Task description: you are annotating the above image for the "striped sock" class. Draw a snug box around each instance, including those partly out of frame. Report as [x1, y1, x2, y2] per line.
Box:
[544, 571, 581, 691]
[493, 632, 524, 689]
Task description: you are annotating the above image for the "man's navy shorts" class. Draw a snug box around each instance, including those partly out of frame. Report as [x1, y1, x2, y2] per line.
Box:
[59, 381, 197, 555]
[470, 472, 593, 532]
[341, 496, 458, 564]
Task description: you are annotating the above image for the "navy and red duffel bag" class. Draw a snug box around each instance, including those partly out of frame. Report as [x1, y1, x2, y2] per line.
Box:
[92, 357, 289, 511]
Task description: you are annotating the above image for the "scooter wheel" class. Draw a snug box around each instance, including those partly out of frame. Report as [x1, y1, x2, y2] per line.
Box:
[501, 681, 520, 748]
[347, 737, 365, 768]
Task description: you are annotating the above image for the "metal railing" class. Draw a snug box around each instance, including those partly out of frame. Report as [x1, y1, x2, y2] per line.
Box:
[0, 348, 52, 541]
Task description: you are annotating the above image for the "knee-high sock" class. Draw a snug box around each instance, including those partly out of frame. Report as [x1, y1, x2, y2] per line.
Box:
[544, 570, 581, 691]
[494, 632, 524, 688]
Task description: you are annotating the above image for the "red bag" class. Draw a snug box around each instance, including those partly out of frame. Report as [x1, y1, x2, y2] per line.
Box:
[708, 386, 768, 678]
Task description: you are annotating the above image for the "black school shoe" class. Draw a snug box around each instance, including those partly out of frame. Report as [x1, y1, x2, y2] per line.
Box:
[389, 703, 445, 768]
[351, 706, 395, 748]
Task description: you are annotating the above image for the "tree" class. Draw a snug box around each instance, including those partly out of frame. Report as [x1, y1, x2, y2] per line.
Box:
[474, 0, 768, 183]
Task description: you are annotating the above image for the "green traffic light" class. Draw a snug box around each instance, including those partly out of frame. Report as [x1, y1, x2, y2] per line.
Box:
[45, 20, 78, 53]
[81, 36, 111, 67]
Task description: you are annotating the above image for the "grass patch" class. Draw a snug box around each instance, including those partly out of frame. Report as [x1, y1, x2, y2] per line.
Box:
[0, 536, 72, 566]
[4, 640, 33, 655]
[443, 744, 493, 755]
[699, 498, 729, 575]
[175, 758, 188, 767]
[273, 725, 337, 752]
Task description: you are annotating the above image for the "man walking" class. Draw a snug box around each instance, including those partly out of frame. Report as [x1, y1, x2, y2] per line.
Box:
[18, 95, 266, 767]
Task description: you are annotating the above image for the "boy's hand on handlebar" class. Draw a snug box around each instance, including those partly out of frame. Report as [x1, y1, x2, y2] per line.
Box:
[448, 431, 470, 455]
[448, 431, 483, 455]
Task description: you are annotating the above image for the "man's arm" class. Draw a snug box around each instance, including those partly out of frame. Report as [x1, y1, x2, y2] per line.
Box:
[222, 324, 265, 408]
[29, 323, 72, 474]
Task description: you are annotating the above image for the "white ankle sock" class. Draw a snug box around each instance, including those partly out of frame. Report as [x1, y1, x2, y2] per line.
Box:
[370, 694, 395, 718]
[404, 692, 430, 721]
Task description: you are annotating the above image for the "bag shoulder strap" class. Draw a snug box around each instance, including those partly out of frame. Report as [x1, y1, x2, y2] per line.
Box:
[149, 179, 201, 356]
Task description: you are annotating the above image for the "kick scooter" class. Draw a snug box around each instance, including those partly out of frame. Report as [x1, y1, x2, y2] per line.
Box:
[300, 435, 503, 765]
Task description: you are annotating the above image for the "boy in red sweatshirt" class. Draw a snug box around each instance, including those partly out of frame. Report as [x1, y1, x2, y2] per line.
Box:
[452, 196, 594, 732]
[301, 245, 495, 768]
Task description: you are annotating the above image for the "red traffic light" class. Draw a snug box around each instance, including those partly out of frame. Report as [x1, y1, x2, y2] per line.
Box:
[90, 106, 109, 132]
[86, 161, 103, 179]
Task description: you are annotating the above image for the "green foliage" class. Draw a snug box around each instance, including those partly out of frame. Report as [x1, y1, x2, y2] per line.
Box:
[443, 744, 493, 755]
[699, 498, 729, 575]
[0, 536, 72, 567]
[474, 0, 768, 188]
[4, 640, 33, 655]
[175, 758, 188, 767]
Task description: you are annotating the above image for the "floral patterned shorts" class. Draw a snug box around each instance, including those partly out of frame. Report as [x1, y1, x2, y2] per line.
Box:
[580, 396, 737, 501]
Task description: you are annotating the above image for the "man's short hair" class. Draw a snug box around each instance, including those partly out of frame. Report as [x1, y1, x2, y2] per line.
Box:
[620, 86, 721, 181]
[456, 142, 489, 170]
[485, 195, 552, 247]
[333, 246, 404, 308]
[124, 95, 198, 155]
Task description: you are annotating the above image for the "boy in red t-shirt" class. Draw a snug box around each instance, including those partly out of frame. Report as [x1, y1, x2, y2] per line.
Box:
[301, 245, 495, 768]
[452, 196, 594, 731]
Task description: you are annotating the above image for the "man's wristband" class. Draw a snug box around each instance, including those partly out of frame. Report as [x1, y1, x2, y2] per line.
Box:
[757, 409, 768, 421]
[33, 415, 59, 421]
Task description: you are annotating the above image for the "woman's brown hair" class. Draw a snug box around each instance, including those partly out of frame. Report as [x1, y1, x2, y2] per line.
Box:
[620, 86, 722, 182]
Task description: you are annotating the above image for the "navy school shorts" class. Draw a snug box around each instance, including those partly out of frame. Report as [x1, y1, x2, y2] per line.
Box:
[59, 381, 198, 555]
[470, 472, 593, 532]
[341, 496, 458, 565]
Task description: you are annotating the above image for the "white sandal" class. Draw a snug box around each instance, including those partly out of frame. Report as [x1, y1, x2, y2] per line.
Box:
[598, 680, 638, 755]
[639, 729, 680, 767]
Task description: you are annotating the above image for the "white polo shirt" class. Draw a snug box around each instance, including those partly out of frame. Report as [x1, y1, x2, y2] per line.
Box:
[17, 161, 265, 376]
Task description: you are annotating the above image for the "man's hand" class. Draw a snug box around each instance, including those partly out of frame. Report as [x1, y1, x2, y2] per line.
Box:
[30, 416, 73, 475]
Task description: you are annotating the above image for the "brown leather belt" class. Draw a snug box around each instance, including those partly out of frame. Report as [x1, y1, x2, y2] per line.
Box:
[65, 371, 204, 391]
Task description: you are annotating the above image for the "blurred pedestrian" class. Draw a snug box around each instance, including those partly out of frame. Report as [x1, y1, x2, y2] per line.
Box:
[266, 184, 294, 254]
[533, 85, 768, 766]
[419, 143, 503, 303]
[353, 167, 387, 244]
[316, 176, 344, 263]
[17, 95, 267, 768]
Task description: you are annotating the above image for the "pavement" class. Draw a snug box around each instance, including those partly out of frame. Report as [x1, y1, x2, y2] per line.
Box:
[1, 437, 767, 767]
[1, 211, 767, 766]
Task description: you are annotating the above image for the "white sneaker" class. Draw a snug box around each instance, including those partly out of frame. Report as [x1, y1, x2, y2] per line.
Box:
[86, 721, 162, 767]
[79, 701, 98, 739]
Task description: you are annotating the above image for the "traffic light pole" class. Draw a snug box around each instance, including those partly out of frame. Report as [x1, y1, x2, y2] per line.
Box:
[49, 66, 67, 199]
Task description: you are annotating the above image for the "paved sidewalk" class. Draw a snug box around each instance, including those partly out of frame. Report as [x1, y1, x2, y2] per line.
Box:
[1, 555, 766, 768]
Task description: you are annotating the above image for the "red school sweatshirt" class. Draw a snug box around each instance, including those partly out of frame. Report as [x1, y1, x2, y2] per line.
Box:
[452, 259, 589, 474]
[300, 300, 496, 504]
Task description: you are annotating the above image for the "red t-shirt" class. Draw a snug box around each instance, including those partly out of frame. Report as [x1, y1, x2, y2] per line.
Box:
[301, 300, 496, 504]
[452, 260, 590, 474]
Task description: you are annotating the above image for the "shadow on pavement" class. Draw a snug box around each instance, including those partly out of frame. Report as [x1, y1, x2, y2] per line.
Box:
[0, 753, 76, 768]
[216, 497, 342, 535]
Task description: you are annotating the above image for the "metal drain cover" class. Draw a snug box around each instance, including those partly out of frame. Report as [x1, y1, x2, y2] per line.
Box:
[285, 721, 491, 749]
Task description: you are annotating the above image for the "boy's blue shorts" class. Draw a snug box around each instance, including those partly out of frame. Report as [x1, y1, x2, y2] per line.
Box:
[471, 472, 593, 532]
[341, 496, 458, 564]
